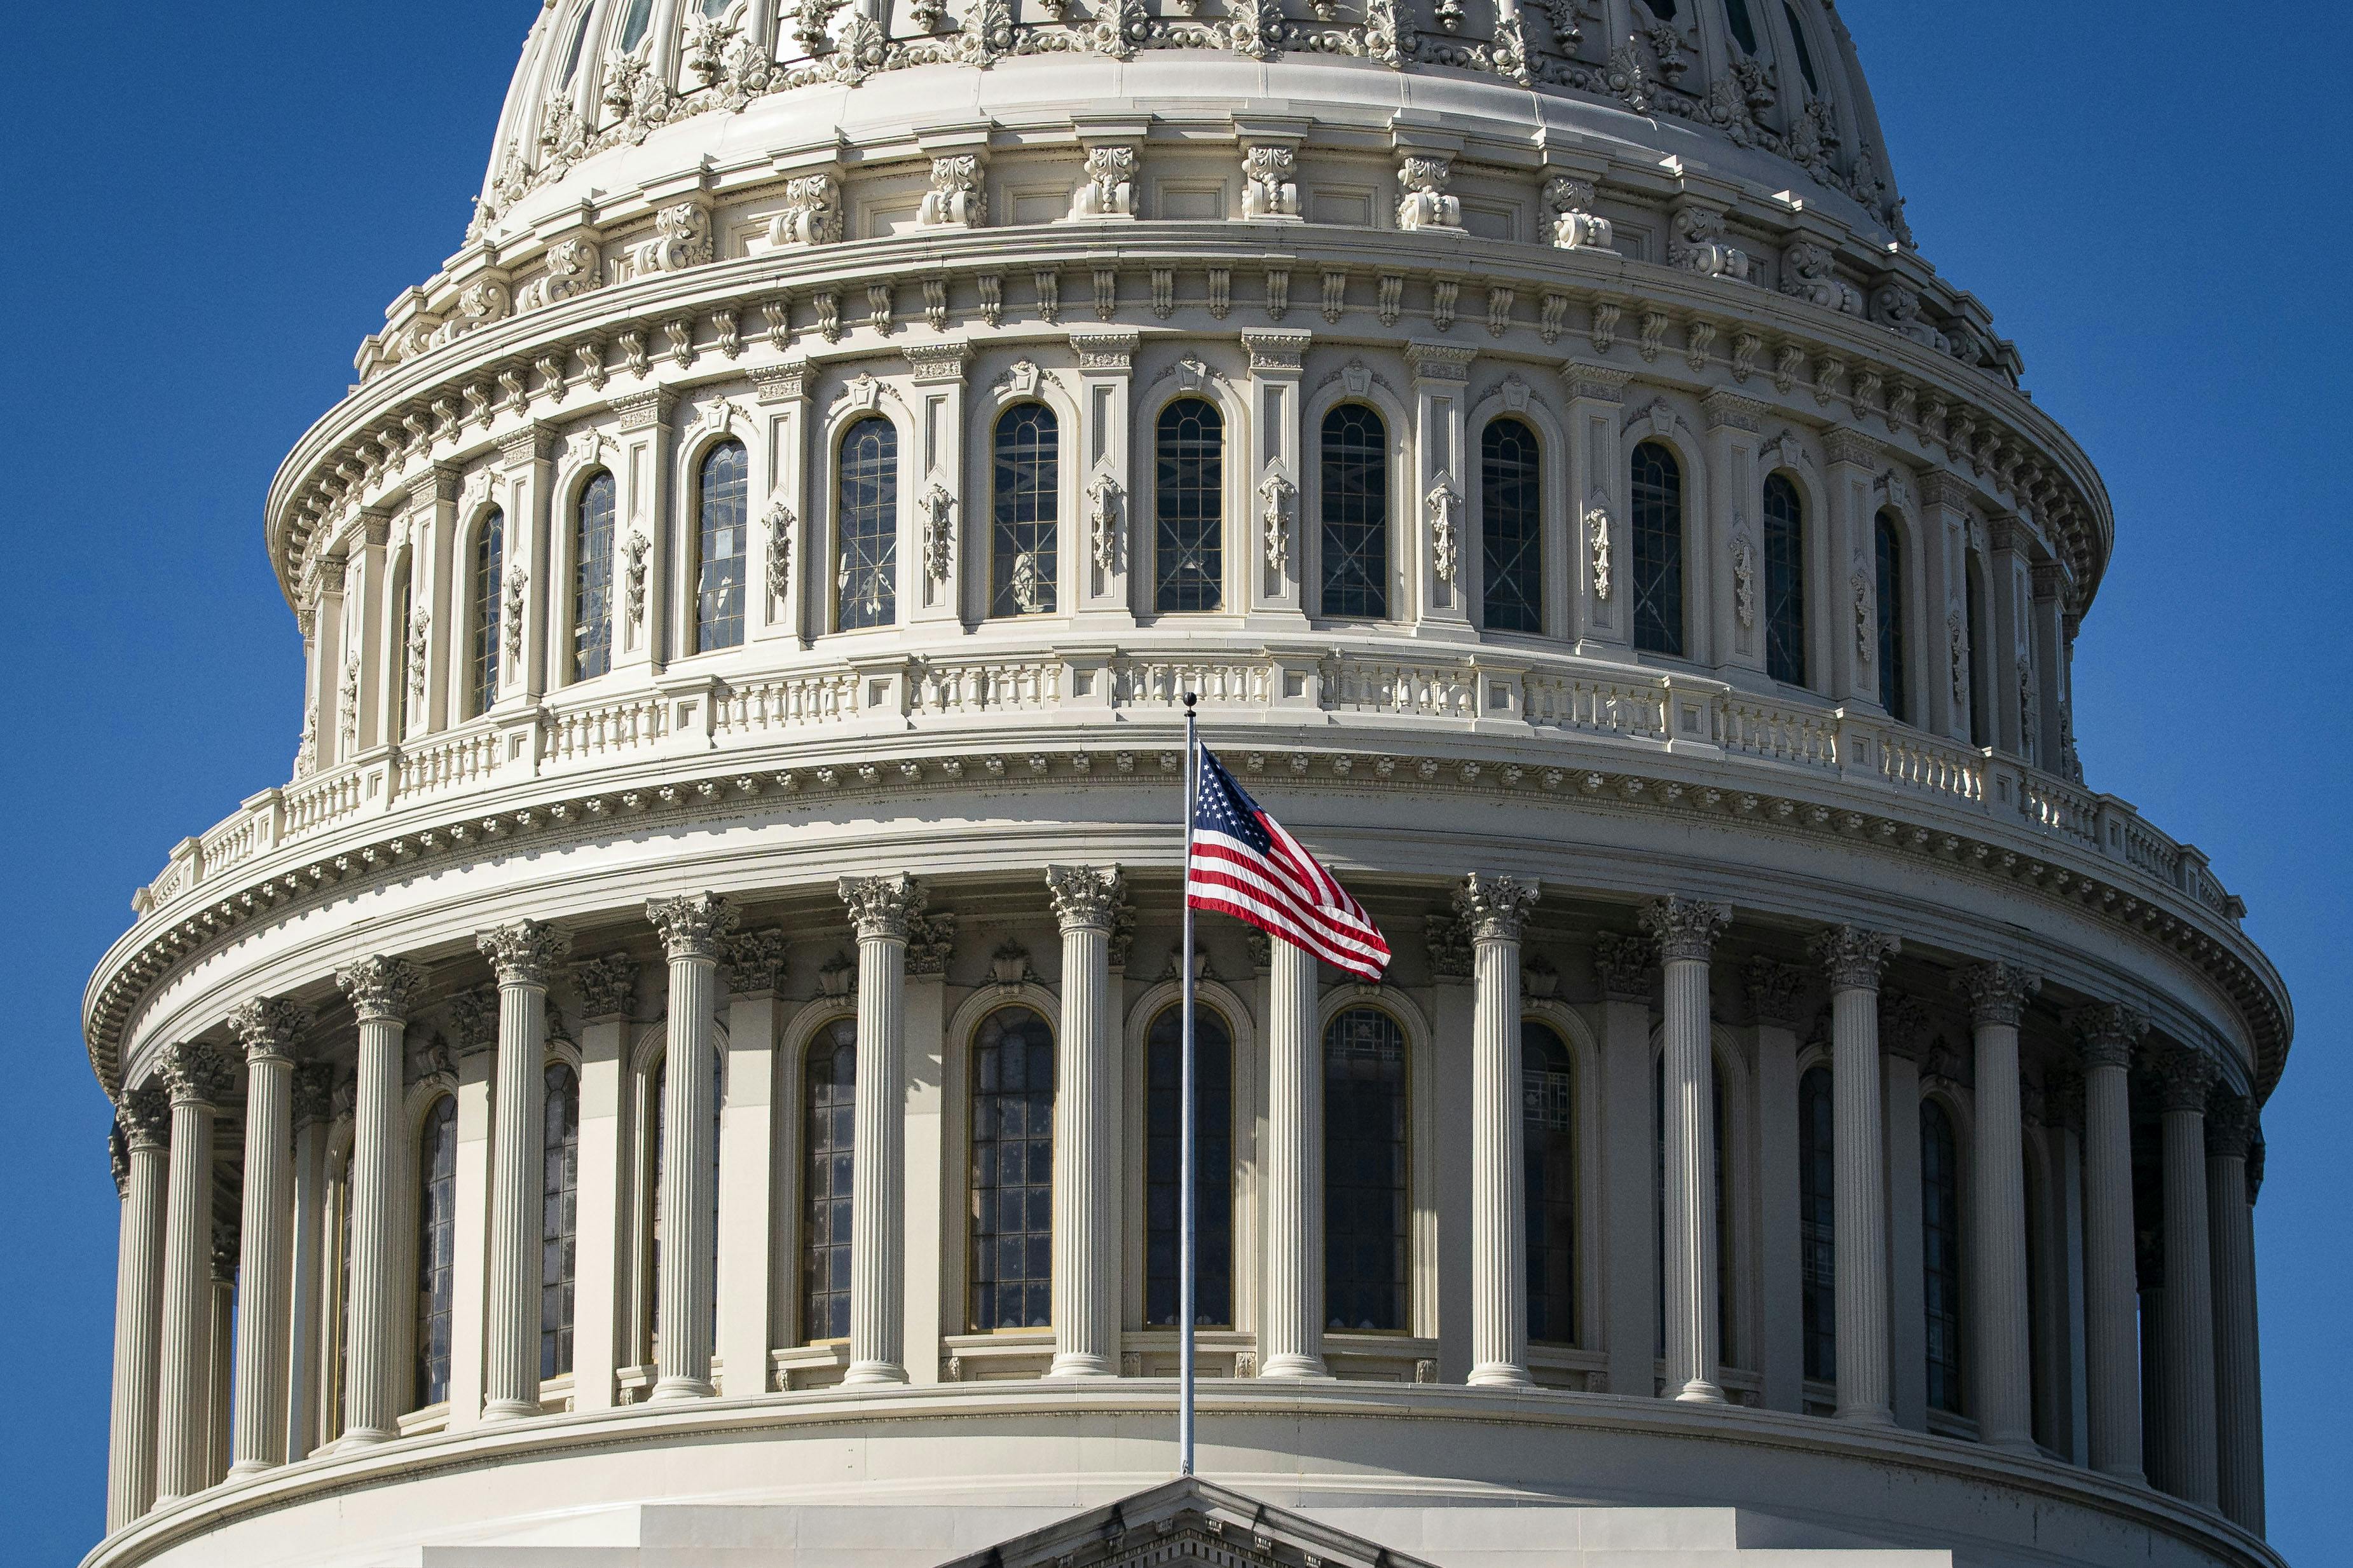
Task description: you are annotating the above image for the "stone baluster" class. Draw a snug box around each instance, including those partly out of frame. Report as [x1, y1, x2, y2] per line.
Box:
[1958, 962, 2041, 1454]
[479, 920, 572, 1419]
[2076, 1003, 2148, 1482]
[106, 1083, 172, 1529]
[1462, 873, 1541, 1389]
[1046, 866, 1123, 1378]
[334, 955, 423, 1447]
[225, 998, 309, 1476]
[1646, 897, 1734, 1403]
[2205, 1094, 2265, 1532]
[154, 1042, 235, 1504]
[2149, 1041, 2221, 1506]
[1259, 933, 1327, 1379]
[646, 894, 733, 1400]
[1811, 925, 1900, 1425]
[839, 875, 918, 1384]
[284, 1065, 334, 1461]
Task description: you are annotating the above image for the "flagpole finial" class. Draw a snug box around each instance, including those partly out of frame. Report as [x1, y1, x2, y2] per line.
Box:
[1183, 691, 1197, 711]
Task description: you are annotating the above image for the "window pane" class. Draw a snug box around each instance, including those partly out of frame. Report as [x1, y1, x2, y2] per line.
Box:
[619, 0, 654, 52]
[991, 405, 1059, 616]
[542, 1063, 579, 1379]
[471, 509, 504, 717]
[1922, 1100, 1963, 1414]
[1632, 442, 1684, 656]
[573, 472, 616, 681]
[1763, 475, 1807, 686]
[836, 418, 898, 630]
[414, 1096, 458, 1408]
[1965, 561, 1989, 746]
[1319, 405, 1388, 618]
[1876, 511, 1908, 721]
[1523, 1023, 1576, 1343]
[1799, 1065, 1835, 1382]
[1783, 1, 1821, 93]
[696, 440, 748, 652]
[1724, 0, 1759, 53]
[803, 1018, 858, 1341]
[970, 1006, 1055, 1330]
[1324, 1007, 1407, 1333]
[1145, 1006, 1233, 1328]
[1481, 418, 1542, 632]
[392, 573, 415, 742]
[1155, 398, 1223, 613]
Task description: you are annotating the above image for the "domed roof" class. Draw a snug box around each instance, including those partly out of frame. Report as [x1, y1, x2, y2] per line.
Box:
[472, 0, 1911, 251]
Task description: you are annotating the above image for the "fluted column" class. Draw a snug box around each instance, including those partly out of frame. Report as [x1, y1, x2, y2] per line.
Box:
[1259, 933, 1327, 1379]
[2206, 1094, 2265, 1532]
[839, 875, 917, 1384]
[284, 1066, 334, 1462]
[646, 894, 732, 1400]
[1812, 925, 1900, 1425]
[1958, 963, 2041, 1454]
[2077, 1004, 2148, 1482]
[1460, 874, 1541, 1388]
[476, 920, 572, 1419]
[2150, 1042, 2221, 1506]
[334, 955, 422, 1448]
[1043, 866, 1123, 1377]
[224, 999, 308, 1476]
[1646, 897, 1733, 1403]
[154, 1043, 234, 1504]
[207, 1221, 237, 1485]
[106, 1084, 171, 1529]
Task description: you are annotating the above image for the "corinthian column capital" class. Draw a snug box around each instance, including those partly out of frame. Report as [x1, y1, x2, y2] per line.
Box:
[1809, 924, 1901, 991]
[336, 955, 424, 1023]
[1045, 866, 1124, 933]
[2204, 1091, 2254, 1159]
[1456, 873, 1541, 944]
[291, 1063, 338, 1128]
[838, 873, 923, 943]
[569, 953, 641, 1021]
[1640, 896, 1732, 962]
[1745, 957, 1808, 1027]
[2073, 1003, 2148, 1070]
[718, 928, 789, 995]
[118, 1079, 172, 1152]
[1593, 930, 1657, 1002]
[2146, 1041, 2221, 1114]
[477, 918, 572, 986]
[647, 892, 737, 959]
[227, 997, 312, 1064]
[159, 1042, 235, 1107]
[1957, 962, 2043, 1028]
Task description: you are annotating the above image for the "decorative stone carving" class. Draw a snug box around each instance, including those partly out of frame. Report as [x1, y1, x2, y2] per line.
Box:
[2147, 1041, 2221, 1113]
[1877, 991, 1931, 1061]
[227, 997, 311, 1061]
[502, 564, 527, 665]
[519, 237, 601, 311]
[2073, 1003, 2147, 1070]
[765, 501, 793, 602]
[1046, 864, 1124, 930]
[1455, 873, 1540, 943]
[1241, 146, 1299, 219]
[907, 910, 959, 976]
[838, 873, 923, 942]
[1809, 925, 1900, 991]
[1426, 475, 1462, 584]
[1639, 896, 1732, 962]
[1067, 146, 1135, 219]
[1957, 962, 2041, 1028]
[568, 953, 639, 1023]
[1259, 472, 1294, 576]
[647, 892, 736, 959]
[1851, 559, 1873, 659]
[290, 1063, 337, 1128]
[1947, 610, 1969, 708]
[1087, 474, 1124, 575]
[920, 484, 955, 583]
[160, 1042, 236, 1107]
[631, 202, 711, 275]
[1745, 958, 1808, 1027]
[1396, 154, 1461, 231]
[1872, 284, 1949, 353]
[772, 173, 843, 246]
[1585, 496, 1613, 601]
[1593, 931, 1657, 1002]
[1544, 176, 1613, 250]
[1668, 207, 1750, 281]
[1729, 526, 1757, 629]
[478, 918, 572, 986]
[918, 156, 987, 228]
[1780, 242, 1863, 316]
[444, 985, 498, 1058]
[622, 529, 650, 627]
[336, 955, 423, 1023]
[1423, 908, 1472, 983]
[718, 928, 788, 995]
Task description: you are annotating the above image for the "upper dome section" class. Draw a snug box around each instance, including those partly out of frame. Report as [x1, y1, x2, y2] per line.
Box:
[472, 0, 1912, 250]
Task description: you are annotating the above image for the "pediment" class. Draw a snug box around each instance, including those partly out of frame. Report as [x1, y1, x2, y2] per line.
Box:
[941, 1478, 1436, 1568]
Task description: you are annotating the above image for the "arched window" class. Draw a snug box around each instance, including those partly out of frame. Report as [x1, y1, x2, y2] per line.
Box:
[470, 508, 504, 718]
[1782, 2, 1820, 94]
[645, 1049, 723, 1358]
[1146, 1005, 1233, 1328]
[802, 1018, 857, 1342]
[835, 417, 898, 631]
[1965, 559, 1989, 746]
[573, 472, 616, 681]
[558, 1, 596, 86]
[970, 1006, 1055, 1332]
[542, 1061, 579, 1379]
[694, 439, 748, 652]
[1875, 510, 1909, 721]
[1762, 474, 1808, 686]
[1724, 0, 1759, 53]
[1325, 1007, 1408, 1333]
[1799, 1065, 1835, 1382]
[1921, 1098, 1964, 1414]
[618, 0, 655, 52]
[392, 567, 415, 742]
[1524, 1021, 1577, 1344]
[1481, 418, 1542, 632]
[1155, 398, 1224, 613]
[1319, 404, 1388, 618]
[991, 404, 1059, 617]
[1631, 441, 1685, 657]
[414, 1096, 458, 1408]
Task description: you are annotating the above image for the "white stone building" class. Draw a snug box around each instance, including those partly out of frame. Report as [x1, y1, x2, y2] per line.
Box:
[83, 3, 2288, 1567]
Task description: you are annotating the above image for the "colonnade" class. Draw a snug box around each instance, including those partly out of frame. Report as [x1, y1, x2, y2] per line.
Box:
[100, 875, 2268, 1539]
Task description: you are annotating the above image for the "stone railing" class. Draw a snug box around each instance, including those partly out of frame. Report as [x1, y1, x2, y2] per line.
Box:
[128, 643, 2245, 929]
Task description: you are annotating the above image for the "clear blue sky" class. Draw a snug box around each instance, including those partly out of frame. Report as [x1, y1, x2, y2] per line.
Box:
[1, 4, 2342, 1564]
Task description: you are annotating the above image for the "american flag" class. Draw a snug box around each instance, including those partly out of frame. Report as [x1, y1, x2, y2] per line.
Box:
[1185, 746, 1390, 980]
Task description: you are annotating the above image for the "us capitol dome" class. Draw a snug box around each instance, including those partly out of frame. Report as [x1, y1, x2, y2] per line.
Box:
[84, 3, 2289, 1566]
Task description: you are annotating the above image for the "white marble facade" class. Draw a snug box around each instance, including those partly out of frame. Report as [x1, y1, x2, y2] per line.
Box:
[85, 5, 2284, 1568]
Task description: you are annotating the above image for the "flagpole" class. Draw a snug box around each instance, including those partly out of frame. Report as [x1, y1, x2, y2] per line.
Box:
[1179, 692, 1200, 1478]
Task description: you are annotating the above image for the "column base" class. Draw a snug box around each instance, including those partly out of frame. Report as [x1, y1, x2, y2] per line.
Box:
[226, 1459, 274, 1480]
[1988, 1436, 2043, 1459]
[1256, 1354, 1333, 1380]
[1673, 1380, 1727, 1404]
[1046, 1354, 1118, 1379]
[2095, 1461, 2150, 1487]
[648, 1377, 716, 1402]
[1467, 1363, 1532, 1389]
[482, 1398, 540, 1422]
[1835, 1404, 1897, 1426]
[333, 1428, 395, 1453]
[843, 1361, 908, 1386]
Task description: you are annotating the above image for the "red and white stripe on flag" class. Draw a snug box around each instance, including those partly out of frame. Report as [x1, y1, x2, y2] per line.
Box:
[1184, 746, 1390, 980]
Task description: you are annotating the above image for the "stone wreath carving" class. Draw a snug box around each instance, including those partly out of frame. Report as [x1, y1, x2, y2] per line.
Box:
[1086, 473, 1123, 575]
[1426, 475, 1463, 585]
[920, 484, 956, 582]
[1260, 471, 1296, 576]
